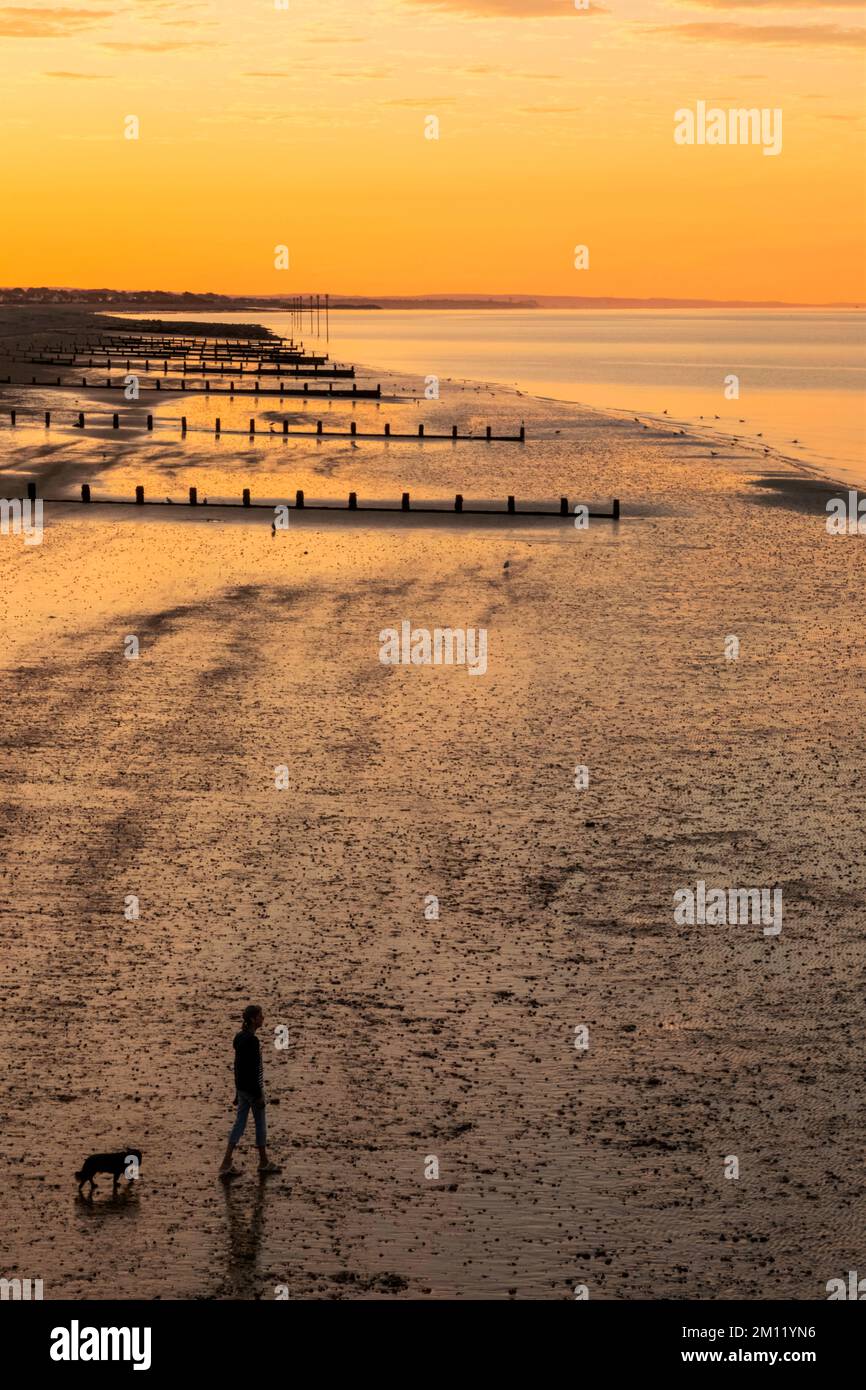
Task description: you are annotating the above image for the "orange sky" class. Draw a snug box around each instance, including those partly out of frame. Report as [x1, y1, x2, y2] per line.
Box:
[1, 0, 864, 299]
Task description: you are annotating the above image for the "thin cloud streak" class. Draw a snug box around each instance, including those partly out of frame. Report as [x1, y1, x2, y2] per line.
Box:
[405, 0, 607, 16]
[99, 39, 215, 52]
[0, 6, 107, 37]
[678, 1, 865, 8]
[650, 21, 866, 46]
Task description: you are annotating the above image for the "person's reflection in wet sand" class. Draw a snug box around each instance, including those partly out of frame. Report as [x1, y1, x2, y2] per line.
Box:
[219, 1177, 267, 1299]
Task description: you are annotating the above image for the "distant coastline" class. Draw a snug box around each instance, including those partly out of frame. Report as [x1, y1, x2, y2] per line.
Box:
[0, 288, 861, 311]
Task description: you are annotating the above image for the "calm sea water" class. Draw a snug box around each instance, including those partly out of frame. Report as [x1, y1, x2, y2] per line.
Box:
[129, 309, 866, 484]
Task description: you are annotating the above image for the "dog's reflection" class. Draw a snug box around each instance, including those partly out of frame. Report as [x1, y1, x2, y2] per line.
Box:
[75, 1181, 141, 1220]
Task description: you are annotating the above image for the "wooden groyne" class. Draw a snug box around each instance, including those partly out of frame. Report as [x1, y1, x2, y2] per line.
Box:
[19, 480, 620, 520]
[2, 408, 526, 442]
[14, 356, 353, 378]
[3, 378, 384, 400]
[19, 351, 332, 367]
[74, 333, 304, 352]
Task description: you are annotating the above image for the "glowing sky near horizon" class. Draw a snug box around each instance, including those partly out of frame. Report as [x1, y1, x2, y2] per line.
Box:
[0, 0, 863, 299]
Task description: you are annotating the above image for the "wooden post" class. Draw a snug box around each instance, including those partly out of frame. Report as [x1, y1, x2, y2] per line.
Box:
[215, 418, 221, 435]
[519, 425, 525, 442]
[384, 423, 390, 436]
[613, 497, 620, 520]
[181, 416, 187, 435]
[205, 381, 210, 393]
[230, 382, 235, 394]
[452, 424, 458, 439]
[81, 484, 91, 503]
[486, 425, 492, 441]
[82, 378, 86, 387]
[189, 487, 197, 505]
[242, 488, 251, 507]
[316, 420, 322, 435]
[27, 482, 36, 502]
[402, 492, 410, 511]
[249, 418, 255, 435]
[507, 495, 515, 513]
[181, 379, 186, 390]
[295, 489, 304, 508]
[147, 414, 153, 430]
[10, 410, 16, 426]
[560, 497, 568, 515]
[418, 423, 424, 437]
[156, 380, 160, 390]
[77, 412, 84, 428]
[112, 413, 119, 429]
[348, 491, 357, 509]
[135, 485, 144, 505]
[455, 494, 463, 512]
[350, 421, 356, 435]
[44, 411, 50, 427]
[282, 420, 288, 436]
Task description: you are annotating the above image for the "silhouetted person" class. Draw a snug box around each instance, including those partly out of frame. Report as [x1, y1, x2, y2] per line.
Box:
[219, 1005, 280, 1180]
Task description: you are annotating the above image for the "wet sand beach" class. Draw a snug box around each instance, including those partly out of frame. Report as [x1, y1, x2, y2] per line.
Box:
[0, 312, 863, 1299]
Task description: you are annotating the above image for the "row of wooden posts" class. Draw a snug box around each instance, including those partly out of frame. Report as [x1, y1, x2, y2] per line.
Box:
[19, 479, 619, 519]
[41, 338, 306, 350]
[5, 408, 525, 442]
[53, 343, 317, 356]
[21, 353, 331, 366]
[6, 376, 382, 399]
[26, 340, 313, 363]
[36, 332, 299, 344]
[60, 336, 302, 353]
[16, 357, 350, 378]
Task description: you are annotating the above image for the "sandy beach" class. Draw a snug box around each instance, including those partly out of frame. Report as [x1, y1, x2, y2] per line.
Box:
[0, 310, 863, 1300]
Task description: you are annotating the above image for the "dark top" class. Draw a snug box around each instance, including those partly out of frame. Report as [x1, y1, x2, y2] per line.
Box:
[233, 1028, 264, 1102]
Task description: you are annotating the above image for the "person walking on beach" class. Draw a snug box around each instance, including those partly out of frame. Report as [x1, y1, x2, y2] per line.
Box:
[219, 1004, 281, 1180]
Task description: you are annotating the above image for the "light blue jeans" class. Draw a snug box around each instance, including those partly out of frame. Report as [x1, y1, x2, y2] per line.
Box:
[229, 1092, 267, 1147]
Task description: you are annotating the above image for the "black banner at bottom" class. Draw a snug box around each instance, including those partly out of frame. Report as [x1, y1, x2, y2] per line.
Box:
[5, 1297, 861, 1376]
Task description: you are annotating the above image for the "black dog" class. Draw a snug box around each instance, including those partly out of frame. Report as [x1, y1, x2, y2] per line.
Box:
[75, 1149, 142, 1195]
